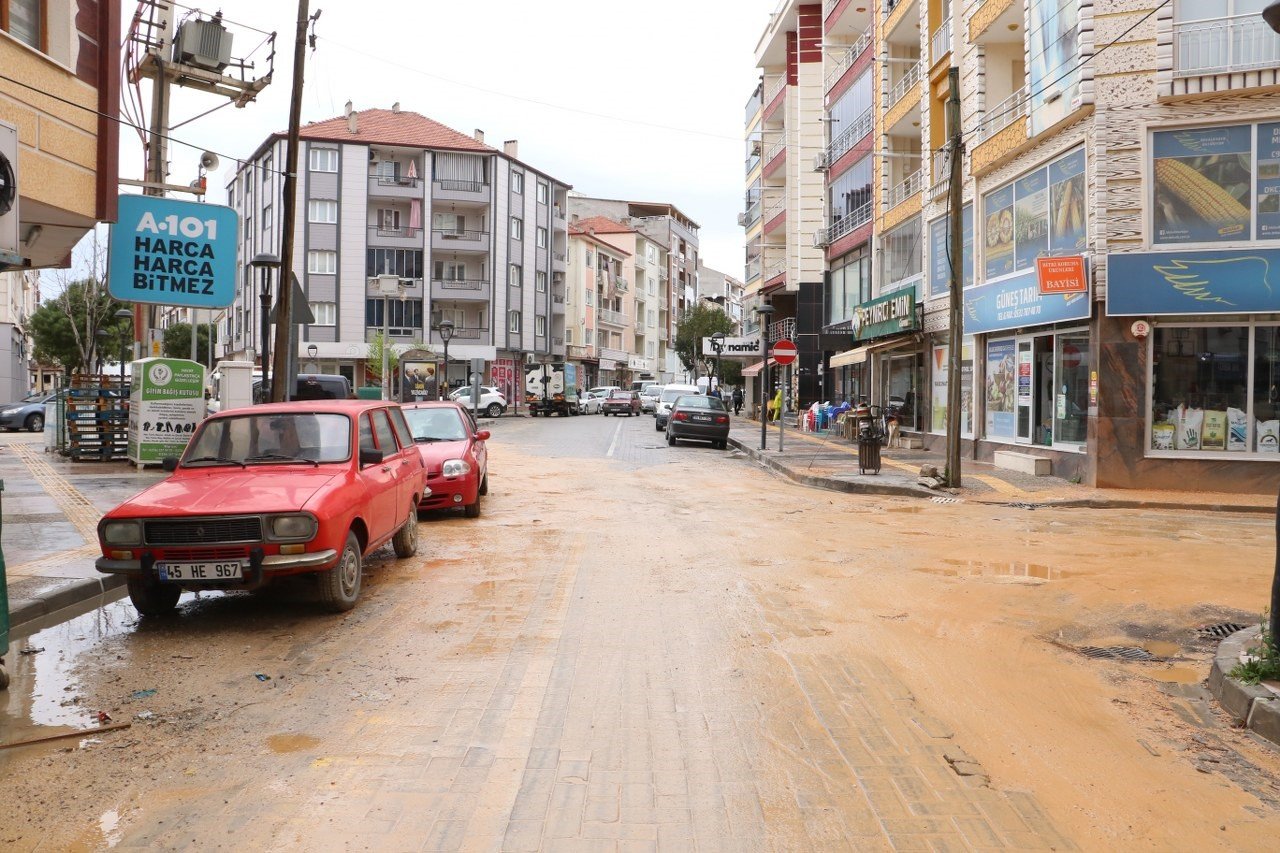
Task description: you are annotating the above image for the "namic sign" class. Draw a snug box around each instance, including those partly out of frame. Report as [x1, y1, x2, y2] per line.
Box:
[701, 336, 763, 358]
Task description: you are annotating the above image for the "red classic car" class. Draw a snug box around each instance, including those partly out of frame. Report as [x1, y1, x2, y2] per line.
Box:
[602, 389, 641, 416]
[95, 400, 427, 615]
[400, 401, 489, 517]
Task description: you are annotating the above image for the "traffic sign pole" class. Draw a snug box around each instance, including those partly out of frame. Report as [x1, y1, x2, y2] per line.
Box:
[771, 340, 797, 453]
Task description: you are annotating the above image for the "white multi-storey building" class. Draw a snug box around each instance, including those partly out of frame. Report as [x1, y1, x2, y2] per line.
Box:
[0, 268, 38, 398]
[223, 104, 570, 393]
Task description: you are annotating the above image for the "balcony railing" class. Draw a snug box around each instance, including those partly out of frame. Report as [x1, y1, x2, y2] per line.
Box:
[767, 317, 796, 344]
[828, 107, 874, 163]
[763, 198, 785, 223]
[433, 277, 486, 291]
[373, 174, 420, 188]
[824, 28, 874, 92]
[369, 225, 422, 239]
[889, 60, 922, 110]
[931, 148, 951, 191]
[431, 327, 488, 341]
[434, 179, 487, 193]
[553, 251, 567, 263]
[930, 19, 952, 66]
[1175, 14, 1280, 77]
[764, 74, 786, 107]
[974, 86, 1029, 144]
[815, 201, 873, 246]
[432, 228, 487, 241]
[764, 138, 786, 165]
[599, 308, 627, 326]
[600, 347, 629, 363]
[764, 259, 785, 281]
[888, 169, 923, 209]
[658, 329, 668, 342]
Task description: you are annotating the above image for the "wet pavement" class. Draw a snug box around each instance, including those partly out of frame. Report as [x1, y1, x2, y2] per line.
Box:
[1, 414, 1279, 849]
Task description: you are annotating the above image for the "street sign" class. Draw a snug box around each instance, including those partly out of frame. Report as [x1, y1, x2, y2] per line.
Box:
[108, 195, 238, 308]
[701, 336, 763, 358]
[772, 339, 798, 365]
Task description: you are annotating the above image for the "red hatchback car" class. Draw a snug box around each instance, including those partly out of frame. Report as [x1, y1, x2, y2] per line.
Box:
[401, 401, 490, 517]
[95, 400, 427, 615]
[602, 389, 641, 416]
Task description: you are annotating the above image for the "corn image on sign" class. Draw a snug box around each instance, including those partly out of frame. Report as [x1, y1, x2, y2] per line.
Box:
[1152, 125, 1252, 244]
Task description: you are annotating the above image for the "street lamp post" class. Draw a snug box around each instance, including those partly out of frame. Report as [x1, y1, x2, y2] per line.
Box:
[1263, 0, 1280, 662]
[115, 308, 133, 392]
[375, 274, 405, 400]
[710, 331, 726, 398]
[250, 253, 280, 403]
[438, 319, 455, 400]
[306, 343, 318, 373]
[755, 304, 774, 450]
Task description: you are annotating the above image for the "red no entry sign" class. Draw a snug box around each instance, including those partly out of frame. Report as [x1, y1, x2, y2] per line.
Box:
[772, 339, 798, 365]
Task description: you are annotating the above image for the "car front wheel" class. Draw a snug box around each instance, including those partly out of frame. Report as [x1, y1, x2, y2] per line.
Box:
[486, 402, 503, 418]
[319, 532, 362, 612]
[127, 575, 181, 617]
[25, 412, 43, 432]
[392, 509, 418, 558]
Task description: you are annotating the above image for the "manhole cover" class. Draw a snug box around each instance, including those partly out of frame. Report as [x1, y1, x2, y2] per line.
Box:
[1196, 622, 1250, 639]
[1078, 646, 1158, 661]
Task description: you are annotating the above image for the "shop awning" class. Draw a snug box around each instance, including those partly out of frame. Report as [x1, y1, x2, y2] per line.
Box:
[740, 358, 776, 377]
[829, 346, 870, 368]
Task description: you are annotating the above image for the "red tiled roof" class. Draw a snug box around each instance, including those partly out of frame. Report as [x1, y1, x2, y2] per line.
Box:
[296, 109, 495, 152]
[569, 216, 634, 236]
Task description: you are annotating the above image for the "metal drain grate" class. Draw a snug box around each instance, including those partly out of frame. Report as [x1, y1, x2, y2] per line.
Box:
[1078, 646, 1158, 661]
[1196, 622, 1250, 639]
[931, 496, 962, 504]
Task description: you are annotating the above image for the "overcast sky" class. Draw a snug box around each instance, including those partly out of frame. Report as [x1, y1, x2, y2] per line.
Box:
[113, 0, 780, 277]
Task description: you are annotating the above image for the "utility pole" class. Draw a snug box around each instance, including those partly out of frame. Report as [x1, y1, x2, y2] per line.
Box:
[271, 0, 312, 402]
[944, 27, 965, 487]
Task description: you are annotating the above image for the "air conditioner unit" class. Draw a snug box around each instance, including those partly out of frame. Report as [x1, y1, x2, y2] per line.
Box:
[750, 140, 762, 156]
[0, 119, 18, 261]
[174, 16, 233, 73]
[813, 152, 829, 172]
[736, 212, 748, 227]
[813, 230, 829, 249]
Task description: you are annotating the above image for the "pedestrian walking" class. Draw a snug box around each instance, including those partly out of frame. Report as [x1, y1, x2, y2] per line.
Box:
[732, 387, 743, 416]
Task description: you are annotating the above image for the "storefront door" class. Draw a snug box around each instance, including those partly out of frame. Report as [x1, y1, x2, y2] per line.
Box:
[1016, 340, 1034, 444]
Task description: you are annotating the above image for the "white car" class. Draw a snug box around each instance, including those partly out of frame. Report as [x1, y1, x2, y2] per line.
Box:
[579, 390, 609, 415]
[639, 384, 664, 413]
[449, 385, 508, 418]
[654, 384, 701, 430]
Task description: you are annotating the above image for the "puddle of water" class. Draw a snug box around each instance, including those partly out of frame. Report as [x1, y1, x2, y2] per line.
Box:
[885, 506, 923, 514]
[918, 560, 1069, 581]
[1149, 666, 1203, 684]
[266, 733, 322, 753]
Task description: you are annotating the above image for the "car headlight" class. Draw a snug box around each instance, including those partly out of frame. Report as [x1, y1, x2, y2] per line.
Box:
[268, 513, 317, 541]
[101, 519, 142, 546]
[441, 459, 472, 478]
[1, 407, 20, 415]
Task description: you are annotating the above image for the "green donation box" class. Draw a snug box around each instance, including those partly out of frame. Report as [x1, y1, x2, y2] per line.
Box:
[127, 358, 206, 465]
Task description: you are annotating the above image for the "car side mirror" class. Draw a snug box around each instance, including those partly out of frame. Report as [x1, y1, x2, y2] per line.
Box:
[162, 457, 179, 472]
[475, 430, 491, 441]
[359, 447, 384, 466]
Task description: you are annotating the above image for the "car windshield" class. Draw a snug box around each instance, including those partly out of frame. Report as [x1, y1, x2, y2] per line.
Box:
[21, 392, 47, 403]
[403, 407, 469, 442]
[608, 391, 630, 399]
[675, 396, 726, 411]
[183, 412, 351, 465]
[661, 389, 695, 404]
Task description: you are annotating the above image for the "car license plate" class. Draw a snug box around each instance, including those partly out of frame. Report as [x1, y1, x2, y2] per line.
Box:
[692, 414, 712, 422]
[157, 561, 244, 581]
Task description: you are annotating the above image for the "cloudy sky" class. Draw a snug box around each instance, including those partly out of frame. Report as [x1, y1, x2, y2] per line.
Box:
[115, 0, 781, 275]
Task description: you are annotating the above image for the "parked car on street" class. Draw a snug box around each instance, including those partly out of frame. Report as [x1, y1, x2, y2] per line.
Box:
[654, 384, 701, 431]
[602, 389, 642, 416]
[579, 391, 607, 415]
[639, 385, 663, 413]
[0, 391, 55, 432]
[448, 385, 507, 418]
[94, 400, 427, 615]
[401, 401, 489, 518]
[666, 394, 731, 449]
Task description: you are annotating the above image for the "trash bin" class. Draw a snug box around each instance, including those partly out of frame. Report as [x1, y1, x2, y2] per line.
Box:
[1, 479, 9, 690]
[858, 436, 881, 475]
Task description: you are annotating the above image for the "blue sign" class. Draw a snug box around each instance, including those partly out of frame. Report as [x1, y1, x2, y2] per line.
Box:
[1107, 248, 1280, 316]
[962, 268, 1091, 334]
[108, 195, 239, 308]
[928, 205, 973, 298]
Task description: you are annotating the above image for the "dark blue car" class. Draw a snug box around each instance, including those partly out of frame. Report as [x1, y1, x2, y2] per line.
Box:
[0, 391, 54, 432]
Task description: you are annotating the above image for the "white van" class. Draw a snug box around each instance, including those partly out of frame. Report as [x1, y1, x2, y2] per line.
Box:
[654, 383, 701, 430]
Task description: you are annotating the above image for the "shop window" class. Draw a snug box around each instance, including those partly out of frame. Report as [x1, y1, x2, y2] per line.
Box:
[930, 339, 975, 437]
[881, 218, 922, 294]
[882, 354, 920, 431]
[1054, 332, 1089, 444]
[1150, 325, 1249, 452]
[982, 148, 1087, 281]
[985, 339, 1017, 440]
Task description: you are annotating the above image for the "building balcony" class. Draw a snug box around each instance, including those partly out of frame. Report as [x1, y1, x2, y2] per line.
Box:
[567, 344, 593, 359]
[825, 29, 874, 93]
[1175, 13, 1280, 77]
[659, 296, 669, 311]
[599, 308, 627, 327]
[888, 60, 922, 111]
[368, 225, 424, 247]
[431, 229, 489, 253]
[428, 327, 489, 345]
[973, 86, 1028, 145]
[763, 138, 786, 173]
[552, 204, 566, 224]
[553, 251, 567, 272]
[930, 147, 951, 198]
[368, 174, 421, 199]
[658, 329, 668, 342]
[814, 202, 872, 247]
[600, 347, 629, 364]
[887, 169, 923, 210]
[764, 259, 785, 282]
[430, 278, 490, 301]
[828, 107, 873, 165]
[432, 179, 490, 203]
[930, 19, 952, 67]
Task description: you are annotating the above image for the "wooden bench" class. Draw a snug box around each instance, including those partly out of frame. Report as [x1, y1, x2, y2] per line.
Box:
[993, 450, 1052, 476]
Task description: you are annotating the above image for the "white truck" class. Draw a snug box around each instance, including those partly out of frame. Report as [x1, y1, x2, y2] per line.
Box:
[524, 362, 580, 417]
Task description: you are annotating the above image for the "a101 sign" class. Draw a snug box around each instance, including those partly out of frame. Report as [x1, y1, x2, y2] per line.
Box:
[108, 195, 238, 308]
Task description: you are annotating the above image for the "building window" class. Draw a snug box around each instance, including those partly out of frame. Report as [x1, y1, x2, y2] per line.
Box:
[536, 226, 548, 248]
[508, 264, 522, 287]
[536, 316, 546, 336]
[309, 148, 338, 172]
[585, 329, 594, 345]
[930, 338, 975, 437]
[367, 249, 423, 278]
[585, 250, 594, 267]
[262, 204, 273, 231]
[566, 329, 573, 344]
[512, 171, 524, 194]
[311, 302, 336, 326]
[308, 250, 337, 274]
[880, 217, 923, 293]
[509, 311, 521, 333]
[536, 271, 547, 292]
[981, 147, 1086, 279]
[366, 298, 424, 335]
[3, 0, 43, 50]
[537, 181, 548, 204]
[1173, 1, 1280, 78]
[827, 247, 871, 326]
[308, 200, 337, 223]
[511, 217, 523, 240]
[927, 206, 974, 299]
[434, 261, 469, 281]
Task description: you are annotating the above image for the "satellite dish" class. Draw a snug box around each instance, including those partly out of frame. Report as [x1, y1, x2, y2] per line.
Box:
[199, 151, 220, 171]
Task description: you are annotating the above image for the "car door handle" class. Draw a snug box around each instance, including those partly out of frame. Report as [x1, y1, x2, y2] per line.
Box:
[381, 465, 392, 473]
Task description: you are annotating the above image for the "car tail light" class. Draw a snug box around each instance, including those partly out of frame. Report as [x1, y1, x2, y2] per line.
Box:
[715, 415, 729, 424]
[673, 412, 689, 421]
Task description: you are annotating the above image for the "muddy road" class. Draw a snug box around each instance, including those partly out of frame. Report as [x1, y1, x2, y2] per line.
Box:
[2, 413, 1278, 850]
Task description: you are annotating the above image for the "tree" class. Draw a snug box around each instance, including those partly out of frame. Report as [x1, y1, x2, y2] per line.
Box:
[673, 302, 735, 382]
[366, 332, 408, 386]
[161, 323, 213, 367]
[30, 280, 129, 375]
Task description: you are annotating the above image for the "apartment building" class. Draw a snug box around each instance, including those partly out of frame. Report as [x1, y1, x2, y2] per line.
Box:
[565, 216, 654, 387]
[568, 197, 699, 383]
[696, 262, 746, 333]
[0, 1, 119, 270]
[0, 268, 37, 399]
[223, 105, 570, 396]
[750, 0, 1280, 492]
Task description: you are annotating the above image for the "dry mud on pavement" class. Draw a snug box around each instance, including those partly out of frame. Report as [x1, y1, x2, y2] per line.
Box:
[1, 415, 1279, 850]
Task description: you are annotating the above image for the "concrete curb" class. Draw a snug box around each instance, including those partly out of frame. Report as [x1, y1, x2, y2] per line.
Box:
[727, 438, 939, 500]
[7, 574, 126, 638]
[1207, 627, 1280, 747]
